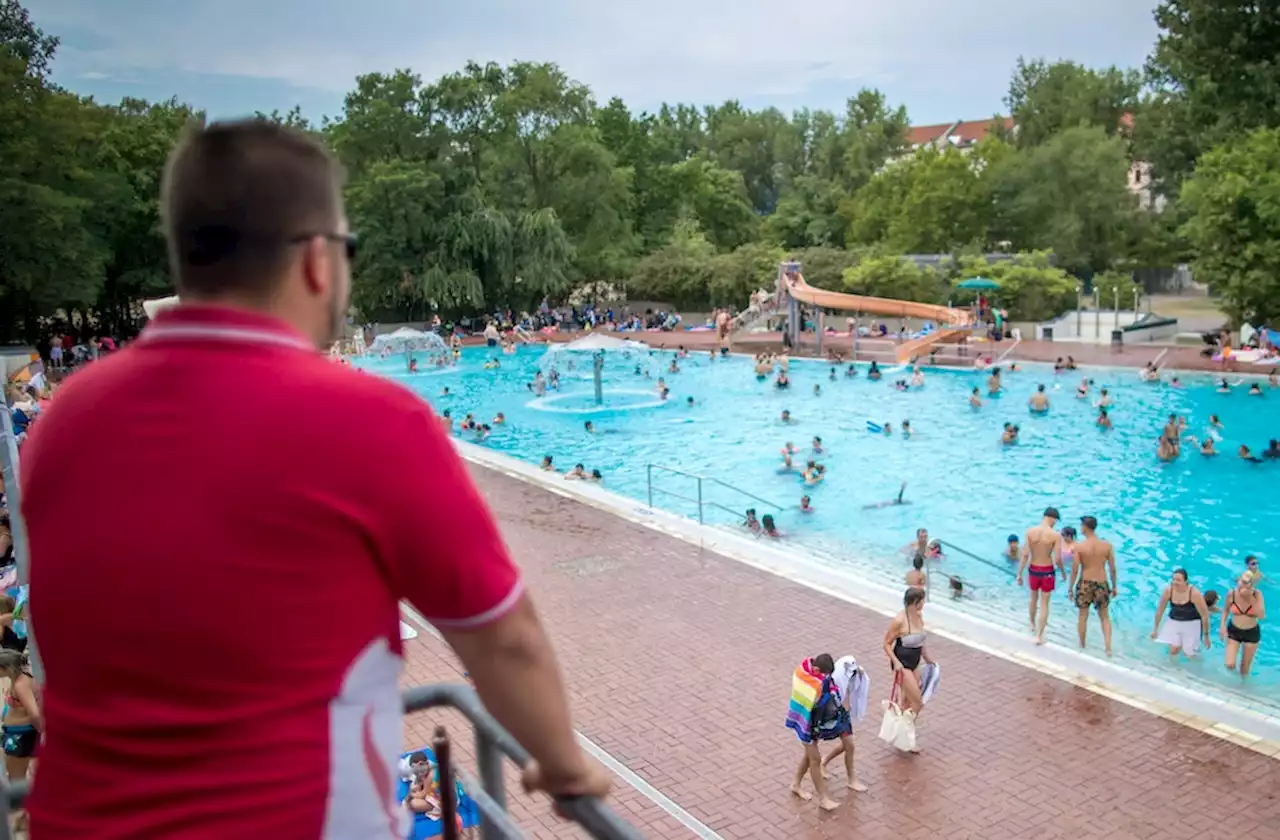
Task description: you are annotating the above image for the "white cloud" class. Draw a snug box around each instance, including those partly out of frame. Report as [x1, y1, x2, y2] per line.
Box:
[80, 70, 109, 80]
[31, 0, 1159, 115]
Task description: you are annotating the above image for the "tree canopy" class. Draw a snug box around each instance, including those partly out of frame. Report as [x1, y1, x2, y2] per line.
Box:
[2, 0, 1277, 342]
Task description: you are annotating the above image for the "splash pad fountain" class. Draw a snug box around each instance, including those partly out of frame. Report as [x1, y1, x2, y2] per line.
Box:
[368, 328, 452, 374]
[530, 334, 667, 416]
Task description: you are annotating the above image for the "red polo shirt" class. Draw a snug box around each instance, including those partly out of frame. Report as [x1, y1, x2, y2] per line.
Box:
[21, 305, 523, 839]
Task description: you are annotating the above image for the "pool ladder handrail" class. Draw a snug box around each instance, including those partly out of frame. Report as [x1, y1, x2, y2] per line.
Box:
[645, 463, 784, 525]
[923, 539, 1018, 600]
[0, 683, 642, 840]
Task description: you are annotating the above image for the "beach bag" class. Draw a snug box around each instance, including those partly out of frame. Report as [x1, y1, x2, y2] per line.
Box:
[877, 673, 917, 752]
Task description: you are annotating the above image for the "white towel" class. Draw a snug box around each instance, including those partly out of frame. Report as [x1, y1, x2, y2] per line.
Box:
[919, 662, 941, 704]
[833, 655, 871, 721]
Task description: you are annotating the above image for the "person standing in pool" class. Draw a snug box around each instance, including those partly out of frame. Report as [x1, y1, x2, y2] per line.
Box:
[1071, 516, 1118, 656]
[986, 367, 1002, 396]
[1017, 507, 1065, 645]
[1221, 571, 1265, 676]
[1028, 384, 1049, 414]
[1151, 569, 1211, 659]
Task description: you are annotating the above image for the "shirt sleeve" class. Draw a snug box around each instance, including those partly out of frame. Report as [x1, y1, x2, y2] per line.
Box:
[372, 392, 523, 629]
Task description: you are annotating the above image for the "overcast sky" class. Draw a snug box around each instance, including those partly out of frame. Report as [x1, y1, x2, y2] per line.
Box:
[27, 0, 1160, 125]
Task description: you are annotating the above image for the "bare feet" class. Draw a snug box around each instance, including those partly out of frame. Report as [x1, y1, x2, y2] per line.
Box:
[1105, 648, 1113, 657]
[789, 784, 812, 801]
[818, 798, 839, 812]
[848, 780, 869, 792]
[1034, 635, 1046, 646]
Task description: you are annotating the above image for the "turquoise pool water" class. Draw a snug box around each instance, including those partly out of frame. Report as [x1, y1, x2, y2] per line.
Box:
[358, 345, 1279, 708]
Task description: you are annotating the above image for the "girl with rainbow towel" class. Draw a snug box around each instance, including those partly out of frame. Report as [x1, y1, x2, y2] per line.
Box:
[785, 654, 860, 811]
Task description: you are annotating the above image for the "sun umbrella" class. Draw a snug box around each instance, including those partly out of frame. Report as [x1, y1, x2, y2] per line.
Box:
[956, 277, 1000, 290]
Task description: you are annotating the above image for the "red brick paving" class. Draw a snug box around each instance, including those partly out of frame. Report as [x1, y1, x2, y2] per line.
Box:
[405, 466, 1280, 839]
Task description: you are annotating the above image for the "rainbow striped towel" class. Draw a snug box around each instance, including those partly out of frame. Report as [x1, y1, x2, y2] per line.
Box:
[784, 659, 825, 743]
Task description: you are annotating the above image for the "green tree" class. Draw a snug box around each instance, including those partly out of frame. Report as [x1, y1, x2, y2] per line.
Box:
[708, 241, 785, 308]
[1180, 127, 1280, 325]
[988, 126, 1137, 275]
[956, 252, 1077, 321]
[1005, 58, 1141, 148]
[841, 255, 943, 303]
[1139, 0, 1280, 192]
[846, 146, 990, 253]
[627, 217, 715, 307]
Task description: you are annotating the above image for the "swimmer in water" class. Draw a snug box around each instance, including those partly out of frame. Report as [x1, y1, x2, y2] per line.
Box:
[813, 384, 821, 396]
[744, 508, 761, 533]
[845, 364, 858, 378]
[540, 455, 556, 472]
[1066, 356, 1078, 370]
[564, 463, 587, 481]
[1209, 414, 1224, 434]
[906, 554, 926, 588]
[987, 367, 1003, 396]
[584, 421, 595, 433]
[882, 422, 893, 437]
[1001, 423, 1019, 445]
[776, 372, 791, 389]
[656, 377, 667, 393]
[781, 410, 795, 424]
[686, 396, 696, 407]
[1157, 436, 1178, 461]
[1239, 444, 1263, 463]
[910, 366, 925, 388]
[589, 469, 602, 482]
[1170, 376, 1182, 387]
[1270, 368, 1279, 388]
[1095, 388, 1112, 408]
[440, 386, 450, 397]
[1076, 378, 1091, 399]
[1096, 407, 1112, 429]
[1029, 384, 1050, 413]
[409, 358, 419, 373]
[761, 514, 781, 538]
[492, 412, 505, 425]
[800, 495, 814, 514]
[812, 436, 824, 454]
[829, 367, 837, 381]
[970, 387, 983, 408]
[1248, 382, 1264, 397]
[1053, 357, 1064, 374]
[868, 361, 882, 381]
[1192, 436, 1217, 456]
[668, 359, 680, 374]
[902, 420, 912, 439]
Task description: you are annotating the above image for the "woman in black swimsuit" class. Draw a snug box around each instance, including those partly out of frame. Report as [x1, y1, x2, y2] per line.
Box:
[883, 587, 931, 736]
[1220, 572, 1265, 676]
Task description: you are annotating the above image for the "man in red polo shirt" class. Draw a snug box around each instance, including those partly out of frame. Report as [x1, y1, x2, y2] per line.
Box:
[21, 120, 609, 838]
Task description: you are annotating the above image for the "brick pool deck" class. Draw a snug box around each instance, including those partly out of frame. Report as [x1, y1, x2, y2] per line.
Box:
[403, 465, 1280, 840]
[524, 328, 1257, 375]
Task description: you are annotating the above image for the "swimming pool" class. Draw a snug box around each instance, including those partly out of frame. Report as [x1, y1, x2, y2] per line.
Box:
[357, 344, 1279, 709]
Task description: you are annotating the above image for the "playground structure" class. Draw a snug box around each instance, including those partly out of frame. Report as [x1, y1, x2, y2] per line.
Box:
[775, 261, 974, 362]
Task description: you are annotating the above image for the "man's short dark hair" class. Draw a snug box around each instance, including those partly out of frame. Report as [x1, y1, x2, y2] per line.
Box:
[1043, 507, 1060, 520]
[161, 118, 344, 299]
[1080, 515, 1098, 531]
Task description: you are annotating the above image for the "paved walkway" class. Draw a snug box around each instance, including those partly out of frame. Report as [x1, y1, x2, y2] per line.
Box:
[403, 466, 1279, 839]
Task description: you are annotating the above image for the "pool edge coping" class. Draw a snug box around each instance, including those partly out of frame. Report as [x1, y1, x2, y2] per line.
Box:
[452, 438, 1280, 759]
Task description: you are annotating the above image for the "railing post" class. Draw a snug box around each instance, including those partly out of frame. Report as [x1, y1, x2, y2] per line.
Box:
[475, 726, 506, 840]
[696, 477, 704, 525]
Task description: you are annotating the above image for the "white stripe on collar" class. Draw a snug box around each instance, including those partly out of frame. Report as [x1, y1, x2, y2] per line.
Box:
[139, 323, 315, 352]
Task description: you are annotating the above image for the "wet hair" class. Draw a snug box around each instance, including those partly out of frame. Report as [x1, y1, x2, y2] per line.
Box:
[904, 587, 926, 607]
[1060, 526, 1076, 539]
[591, 469, 602, 479]
[0, 650, 29, 676]
[745, 508, 756, 517]
[762, 514, 777, 530]
[1007, 534, 1019, 543]
[813, 653, 835, 674]
[574, 463, 585, 471]
[1080, 515, 1098, 531]
[1204, 590, 1219, 608]
[912, 553, 925, 570]
[1037, 384, 1045, 392]
[1172, 568, 1188, 582]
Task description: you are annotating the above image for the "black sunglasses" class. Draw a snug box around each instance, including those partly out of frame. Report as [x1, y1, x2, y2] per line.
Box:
[290, 232, 357, 261]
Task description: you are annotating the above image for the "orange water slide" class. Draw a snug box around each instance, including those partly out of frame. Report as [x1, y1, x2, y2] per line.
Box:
[783, 273, 973, 362]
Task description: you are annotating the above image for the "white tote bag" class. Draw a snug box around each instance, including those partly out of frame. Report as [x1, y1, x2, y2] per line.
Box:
[877, 673, 918, 752]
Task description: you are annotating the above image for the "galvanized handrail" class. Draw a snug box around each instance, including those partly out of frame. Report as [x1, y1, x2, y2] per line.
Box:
[646, 462, 783, 525]
[0, 683, 640, 840]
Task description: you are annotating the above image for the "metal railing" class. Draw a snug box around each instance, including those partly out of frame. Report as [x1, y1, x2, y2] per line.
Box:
[646, 463, 783, 525]
[994, 336, 1021, 366]
[922, 539, 1017, 601]
[0, 683, 640, 840]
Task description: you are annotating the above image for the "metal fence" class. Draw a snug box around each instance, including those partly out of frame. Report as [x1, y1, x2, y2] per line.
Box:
[0, 403, 639, 840]
[0, 683, 640, 840]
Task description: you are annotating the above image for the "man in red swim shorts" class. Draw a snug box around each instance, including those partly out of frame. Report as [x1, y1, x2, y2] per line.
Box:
[1017, 506, 1067, 645]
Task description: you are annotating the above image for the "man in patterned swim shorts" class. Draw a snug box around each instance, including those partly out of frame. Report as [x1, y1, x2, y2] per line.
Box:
[1071, 516, 1118, 656]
